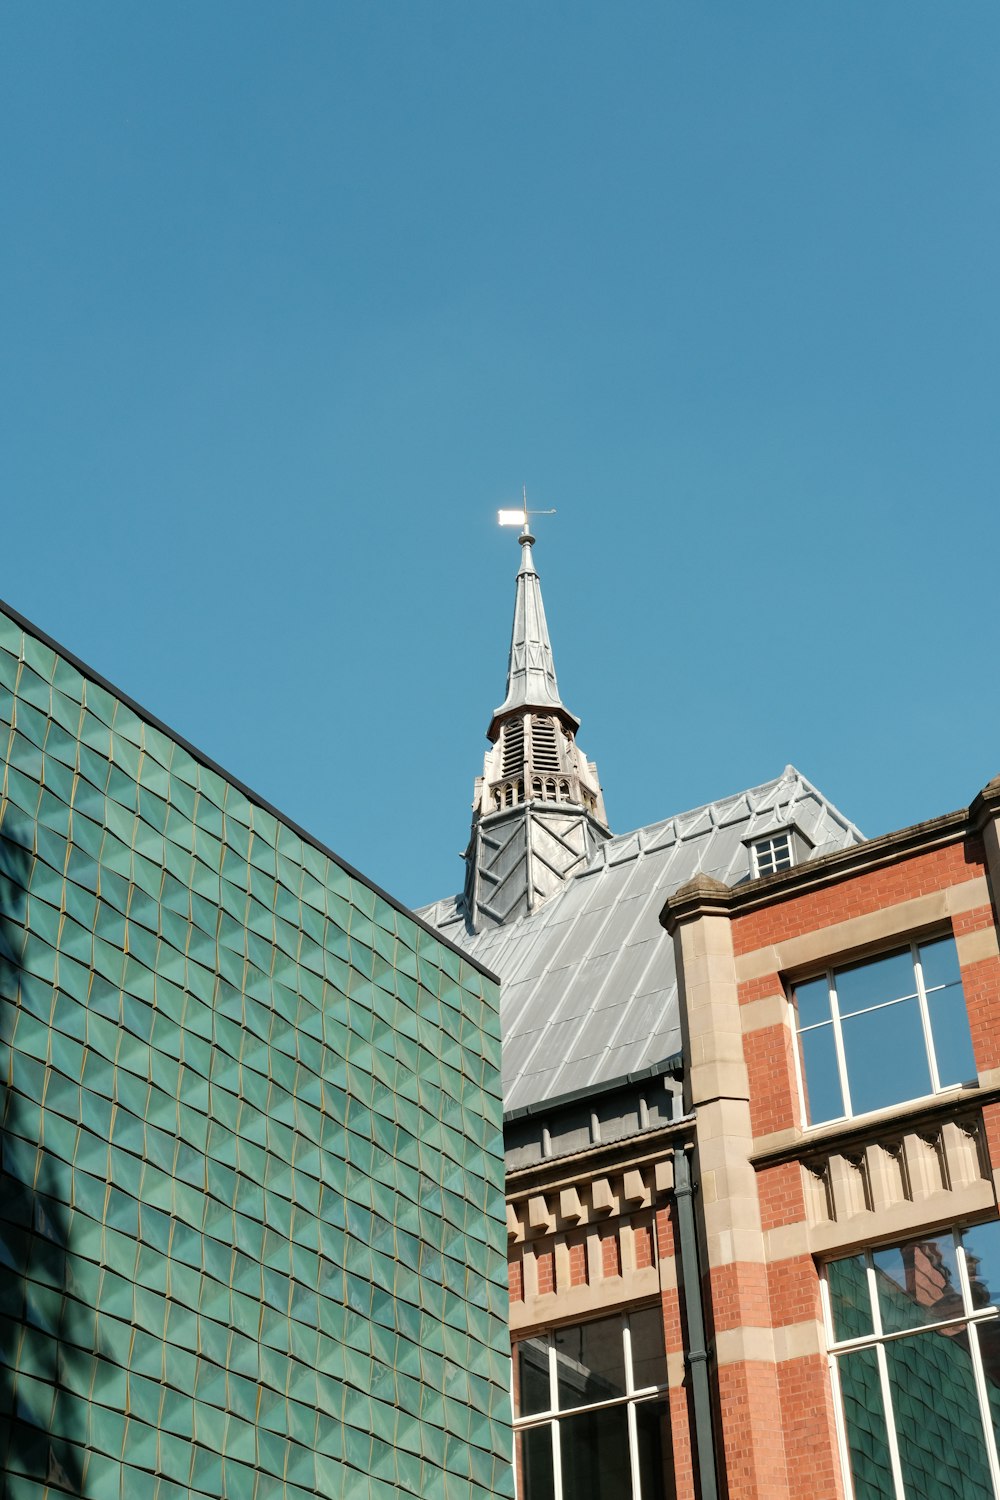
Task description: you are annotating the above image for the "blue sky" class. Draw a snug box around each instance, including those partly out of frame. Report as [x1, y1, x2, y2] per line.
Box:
[2, 5, 998, 908]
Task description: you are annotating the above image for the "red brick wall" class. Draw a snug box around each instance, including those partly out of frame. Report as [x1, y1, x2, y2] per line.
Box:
[716, 1361, 789, 1499]
[509, 1253, 523, 1304]
[982, 1102, 1000, 1177]
[567, 1239, 588, 1288]
[732, 841, 983, 956]
[601, 1228, 621, 1278]
[767, 1255, 822, 1328]
[777, 1355, 846, 1500]
[709, 1261, 770, 1332]
[743, 1020, 799, 1139]
[535, 1248, 555, 1295]
[956, 904, 1000, 1075]
[757, 1162, 806, 1232]
[634, 1223, 654, 1270]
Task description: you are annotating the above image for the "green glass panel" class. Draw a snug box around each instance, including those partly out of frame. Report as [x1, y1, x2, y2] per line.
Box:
[837, 1347, 894, 1500]
[828, 1254, 874, 1342]
[887, 1328, 993, 1499]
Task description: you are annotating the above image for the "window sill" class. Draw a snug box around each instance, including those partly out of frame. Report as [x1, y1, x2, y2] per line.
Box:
[751, 1081, 997, 1168]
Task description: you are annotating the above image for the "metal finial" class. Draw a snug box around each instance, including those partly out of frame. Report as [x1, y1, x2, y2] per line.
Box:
[496, 488, 557, 537]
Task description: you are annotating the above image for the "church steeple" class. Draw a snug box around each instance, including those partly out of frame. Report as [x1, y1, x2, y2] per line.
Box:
[488, 524, 579, 739]
[463, 523, 610, 933]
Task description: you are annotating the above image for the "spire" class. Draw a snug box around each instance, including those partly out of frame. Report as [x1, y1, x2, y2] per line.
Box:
[488, 524, 579, 742]
[462, 518, 610, 933]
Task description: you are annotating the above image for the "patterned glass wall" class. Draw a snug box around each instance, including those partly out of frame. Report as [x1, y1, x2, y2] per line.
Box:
[0, 607, 512, 1500]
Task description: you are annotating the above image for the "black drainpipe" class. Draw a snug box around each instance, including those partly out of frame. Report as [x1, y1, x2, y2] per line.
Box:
[672, 1144, 719, 1500]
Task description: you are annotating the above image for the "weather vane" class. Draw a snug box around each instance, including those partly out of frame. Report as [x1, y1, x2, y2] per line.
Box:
[497, 484, 557, 532]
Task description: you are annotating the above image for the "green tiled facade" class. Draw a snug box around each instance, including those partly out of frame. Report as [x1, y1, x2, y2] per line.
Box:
[0, 606, 512, 1500]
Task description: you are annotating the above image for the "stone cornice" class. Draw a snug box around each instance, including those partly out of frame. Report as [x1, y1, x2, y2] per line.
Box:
[506, 1118, 695, 1200]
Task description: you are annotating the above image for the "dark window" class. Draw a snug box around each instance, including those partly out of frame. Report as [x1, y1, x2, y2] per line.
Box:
[514, 1310, 673, 1499]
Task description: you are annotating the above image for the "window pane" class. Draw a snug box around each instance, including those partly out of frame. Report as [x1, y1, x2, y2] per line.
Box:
[794, 976, 831, 1031]
[874, 1234, 962, 1334]
[840, 997, 931, 1115]
[837, 1347, 894, 1500]
[558, 1403, 631, 1500]
[516, 1424, 556, 1500]
[635, 1399, 672, 1500]
[918, 936, 961, 991]
[828, 1254, 874, 1343]
[836, 950, 916, 1017]
[975, 1318, 1000, 1464]
[516, 1337, 551, 1416]
[962, 1222, 1000, 1313]
[927, 985, 977, 1089]
[886, 1327, 994, 1500]
[555, 1316, 626, 1410]
[629, 1307, 666, 1393]
[799, 1023, 844, 1124]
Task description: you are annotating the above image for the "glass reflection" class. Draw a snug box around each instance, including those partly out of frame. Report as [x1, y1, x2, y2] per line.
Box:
[516, 1337, 550, 1417]
[886, 1328, 993, 1499]
[927, 987, 977, 1089]
[517, 1424, 555, 1500]
[841, 997, 931, 1115]
[836, 950, 916, 1016]
[828, 1254, 873, 1343]
[559, 1403, 631, 1500]
[635, 1399, 672, 1500]
[918, 936, 962, 991]
[555, 1316, 626, 1410]
[874, 1234, 961, 1334]
[629, 1306, 666, 1393]
[794, 976, 832, 1030]
[962, 1222, 1000, 1316]
[837, 1347, 894, 1500]
[798, 1023, 844, 1124]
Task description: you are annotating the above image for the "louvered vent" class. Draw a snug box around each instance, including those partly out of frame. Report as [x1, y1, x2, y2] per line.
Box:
[502, 718, 525, 778]
[532, 716, 561, 772]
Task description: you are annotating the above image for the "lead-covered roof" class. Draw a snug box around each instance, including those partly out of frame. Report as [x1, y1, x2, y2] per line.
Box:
[420, 766, 863, 1113]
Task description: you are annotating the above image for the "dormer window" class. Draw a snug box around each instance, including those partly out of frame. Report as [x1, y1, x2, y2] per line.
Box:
[751, 831, 794, 877]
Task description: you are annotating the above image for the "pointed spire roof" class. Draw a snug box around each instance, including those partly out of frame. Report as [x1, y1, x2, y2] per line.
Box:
[488, 526, 579, 741]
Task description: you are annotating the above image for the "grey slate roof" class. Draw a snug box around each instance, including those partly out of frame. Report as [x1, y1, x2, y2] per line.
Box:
[419, 766, 863, 1114]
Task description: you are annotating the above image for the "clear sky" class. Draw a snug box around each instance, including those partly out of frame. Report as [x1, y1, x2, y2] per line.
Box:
[2, 5, 998, 909]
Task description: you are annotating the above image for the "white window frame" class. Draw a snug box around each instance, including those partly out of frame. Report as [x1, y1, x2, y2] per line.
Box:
[822, 1227, 1000, 1500]
[512, 1308, 670, 1500]
[751, 831, 794, 878]
[790, 935, 973, 1128]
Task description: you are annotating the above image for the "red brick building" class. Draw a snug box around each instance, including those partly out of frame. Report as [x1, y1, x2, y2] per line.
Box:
[425, 525, 1000, 1498]
[661, 771, 1000, 1499]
